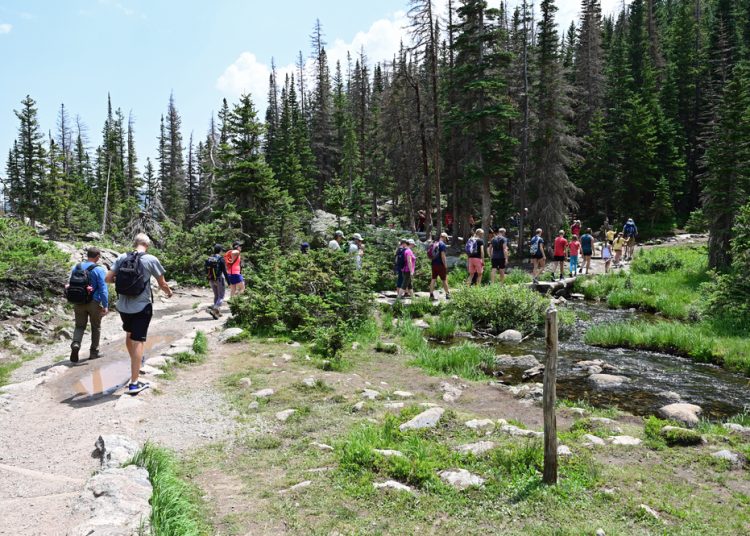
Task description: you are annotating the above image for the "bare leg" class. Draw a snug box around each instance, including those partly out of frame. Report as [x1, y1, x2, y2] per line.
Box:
[125, 333, 144, 384]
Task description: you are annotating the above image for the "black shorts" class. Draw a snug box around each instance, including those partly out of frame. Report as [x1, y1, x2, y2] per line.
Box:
[553, 255, 565, 262]
[119, 303, 153, 342]
[491, 257, 506, 270]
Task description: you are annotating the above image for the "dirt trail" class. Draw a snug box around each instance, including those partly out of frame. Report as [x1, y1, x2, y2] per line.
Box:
[0, 287, 235, 536]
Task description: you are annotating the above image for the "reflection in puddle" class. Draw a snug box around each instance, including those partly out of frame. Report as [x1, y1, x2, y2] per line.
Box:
[73, 359, 131, 396]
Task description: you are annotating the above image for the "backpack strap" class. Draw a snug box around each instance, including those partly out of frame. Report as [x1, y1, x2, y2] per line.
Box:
[86, 264, 97, 272]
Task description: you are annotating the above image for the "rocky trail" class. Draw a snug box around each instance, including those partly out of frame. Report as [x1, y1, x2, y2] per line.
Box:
[0, 286, 234, 536]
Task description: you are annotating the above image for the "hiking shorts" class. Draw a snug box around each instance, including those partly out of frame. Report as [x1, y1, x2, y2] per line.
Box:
[119, 303, 153, 342]
[227, 273, 244, 285]
[491, 257, 506, 270]
[396, 271, 404, 289]
[626, 236, 636, 246]
[468, 257, 484, 276]
[431, 264, 447, 281]
[582, 250, 593, 257]
[400, 271, 413, 290]
[553, 255, 565, 262]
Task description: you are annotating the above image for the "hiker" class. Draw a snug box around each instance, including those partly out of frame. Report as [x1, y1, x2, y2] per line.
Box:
[105, 233, 173, 395]
[580, 228, 594, 274]
[328, 230, 344, 251]
[601, 217, 613, 240]
[489, 227, 509, 284]
[394, 238, 408, 296]
[613, 232, 626, 267]
[569, 235, 581, 278]
[417, 210, 426, 232]
[553, 230, 569, 281]
[428, 232, 450, 300]
[602, 240, 613, 273]
[623, 218, 638, 260]
[400, 239, 416, 298]
[571, 219, 581, 239]
[300, 242, 310, 254]
[66, 247, 109, 363]
[226, 241, 245, 297]
[205, 244, 229, 319]
[349, 233, 364, 270]
[444, 210, 454, 234]
[466, 228, 485, 286]
[530, 228, 546, 284]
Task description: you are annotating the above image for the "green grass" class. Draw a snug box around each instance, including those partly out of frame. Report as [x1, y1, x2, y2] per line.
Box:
[425, 315, 458, 340]
[0, 352, 40, 387]
[192, 331, 208, 355]
[374, 340, 398, 354]
[130, 442, 210, 536]
[644, 416, 702, 448]
[585, 321, 750, 374]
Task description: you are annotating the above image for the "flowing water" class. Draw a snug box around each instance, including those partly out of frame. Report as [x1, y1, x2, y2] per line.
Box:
[488, 304, 749, 420]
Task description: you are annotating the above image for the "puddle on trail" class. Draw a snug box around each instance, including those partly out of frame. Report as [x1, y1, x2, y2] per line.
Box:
[69, 334, 175, 397]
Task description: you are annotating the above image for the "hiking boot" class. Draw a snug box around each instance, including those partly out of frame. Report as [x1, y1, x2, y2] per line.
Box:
[532, 277, 539, 284]
[445, 292, 451, 300]
[429, 293, 436, 301]
[207, 306, 218, 319]
[88, 349, 101, 360]
[70, 342, 80, 363]
[126, 381, 149, 395]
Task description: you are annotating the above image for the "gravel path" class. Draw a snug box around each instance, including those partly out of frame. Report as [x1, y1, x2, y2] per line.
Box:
[0, 287, 237, 536]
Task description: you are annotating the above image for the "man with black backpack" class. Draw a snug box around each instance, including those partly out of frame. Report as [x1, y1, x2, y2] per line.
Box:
[428, 232, 450, 300]
[205, 244, 229, 319]
[66, 247, 108, 363]
[106, 233, 173, 395]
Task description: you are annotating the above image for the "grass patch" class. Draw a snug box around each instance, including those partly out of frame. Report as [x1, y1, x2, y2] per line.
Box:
[557, 399, 620, 419]
[130, 442, 210, 536]
[0, 351, 40, 387]
[192, 331, 208, 355]
[374, 341, 398, 354]
[644, 416, 702, 448]
[585, 321, 750, 374]
[425, 315, 458, 340]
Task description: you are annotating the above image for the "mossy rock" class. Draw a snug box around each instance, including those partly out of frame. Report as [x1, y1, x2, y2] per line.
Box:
[659, 425, 703, 446]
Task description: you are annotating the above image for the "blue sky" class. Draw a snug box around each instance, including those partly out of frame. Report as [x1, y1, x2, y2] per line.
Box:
[0, 0, 615, 169]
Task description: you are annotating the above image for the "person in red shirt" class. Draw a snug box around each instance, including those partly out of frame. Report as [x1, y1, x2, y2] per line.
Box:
[569, 235, 581, 277]
[553, 230, 569, 281]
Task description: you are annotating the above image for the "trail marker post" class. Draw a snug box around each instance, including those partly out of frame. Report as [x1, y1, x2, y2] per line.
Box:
[543, 304, 559, 485]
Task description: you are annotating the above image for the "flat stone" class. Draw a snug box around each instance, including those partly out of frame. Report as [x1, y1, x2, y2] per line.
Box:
[373, 480, 415, 493]
[639, 504, 660, 520]
[384, 402, 405, 410]
[609, 435, 642, 446]
[114, 395, 145, 412]
[438, 468, 485, 489]
[557, 445, 573, 457]
[399, 407, 445, 431]
[440, 381, 463, 402]
[302, 377, 317, 387]
[276, 409, 296, 422]
[278, 480, 312, 494]
[498, 329, 523, 342]
[170, 337, 194, 348]
[164, 345, 191, 356]
[658, 390, 682, 401]
[139, 364, 164, 377]
[568, 408, 587, 416]
[392, 390, 414, 399]
[724, 423, 750, 434]
[500, 425, 543, 438]
[352, 401, 366, 412]
[238, 377, 253, 389]
[95, 435, 139, 469]
[588, 374, 629, 389]
[144, 356, 169, 368]
[571, 293, 585, 300]
[312, 442, 334, 451]
[464, 419, 495, 431]
[252, 388, 274, 398]
[582, 434, 605, 447]
[658, 403, 702, 426]
[454, 441, 496, 456]
[420, 402, 440, 408]
[362, 389, 381, 400]
[219, 327, 244, 342]
[522, 364, 545, 380]
[287, 341, 301, 347]
[712, 450, 745, 468]
[494, 354, 539, 369]
[373, 449, 405, 458]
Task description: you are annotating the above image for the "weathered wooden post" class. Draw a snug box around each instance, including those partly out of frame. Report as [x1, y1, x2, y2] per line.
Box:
[542, 304, 558, 485]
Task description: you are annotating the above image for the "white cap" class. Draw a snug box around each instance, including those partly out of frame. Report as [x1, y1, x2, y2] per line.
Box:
[352, 233, 363, 241]
[335, 230, 344, 237]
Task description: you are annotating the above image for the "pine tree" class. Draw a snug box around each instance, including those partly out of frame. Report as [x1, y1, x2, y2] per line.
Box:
[11, 95, 47, 223]
[573, 0, 605, 134]
[159, 93, 186, 224]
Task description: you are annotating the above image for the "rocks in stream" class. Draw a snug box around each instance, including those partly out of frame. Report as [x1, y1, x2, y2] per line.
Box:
[497, 330, 523, 343]
[588, 374, 630, 389]
[575, 360, 618, 375]
[494, 354, 539, 370]
[658, 403, 702, 427]
[522, 364, 545, 380]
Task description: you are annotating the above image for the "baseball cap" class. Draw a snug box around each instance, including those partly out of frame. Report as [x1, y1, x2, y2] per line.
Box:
[352, 233, 363, 241]
[335, 230, 344, 237]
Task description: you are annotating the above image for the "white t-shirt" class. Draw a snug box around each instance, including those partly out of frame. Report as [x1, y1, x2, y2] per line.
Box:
[328, 240, 341, 251]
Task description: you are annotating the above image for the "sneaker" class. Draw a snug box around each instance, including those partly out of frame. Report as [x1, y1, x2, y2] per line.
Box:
[88, 349, 101, 360]
[445, 293, 451, 300]
[532, 277, 539, 284]
[207, 306, 218, 319]
[70, 342, 80, 363]
[126, 381, 149, 395]
[429, 293, 436, 301]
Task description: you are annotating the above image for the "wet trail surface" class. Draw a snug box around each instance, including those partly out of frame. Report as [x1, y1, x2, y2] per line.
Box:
[490, 304, 749, 419]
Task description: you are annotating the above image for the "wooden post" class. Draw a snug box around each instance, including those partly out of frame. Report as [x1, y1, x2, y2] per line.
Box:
[543, 304, 559, 485]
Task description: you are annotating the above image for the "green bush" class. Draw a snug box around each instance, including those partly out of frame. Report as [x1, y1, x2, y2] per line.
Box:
[685, 209, 708, 233]
[358, 227, 432, 292]
[425, 315, 458, 340]
[446, 283, 551, 335]
[192, 331, 208, 355]
[229, 249, 373, 340]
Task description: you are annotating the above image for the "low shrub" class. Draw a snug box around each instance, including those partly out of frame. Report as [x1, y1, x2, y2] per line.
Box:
[192, 331, 208, 356]
[425, 316, 457, 340]
[359, 227, 432, 292]
[446, 283, 551, 335]
[685, 208, 708, 233]
[375, 341, 398, 354]
[229, 249, 373, 340]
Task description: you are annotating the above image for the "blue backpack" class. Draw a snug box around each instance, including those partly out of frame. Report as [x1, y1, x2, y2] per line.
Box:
[465, 238, 478, 255]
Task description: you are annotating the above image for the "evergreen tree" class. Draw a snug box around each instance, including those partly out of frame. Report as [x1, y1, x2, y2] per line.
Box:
[159, 93, 186, 224]
[10, 95, 47, 223]
[574, 0, 605, 134]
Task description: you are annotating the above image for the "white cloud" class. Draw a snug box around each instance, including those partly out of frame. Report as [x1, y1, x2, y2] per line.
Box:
[216, 52, 276, 102]
[0, 22, 12, 34]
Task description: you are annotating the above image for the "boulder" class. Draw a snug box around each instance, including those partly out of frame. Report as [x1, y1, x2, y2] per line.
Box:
[658, 403, 702, 426]
[557, 445, 573, 457]
[609, 435, 642, 446]
[588, 374, 629, 389]
[440, 382, 464, 403]
[438, 469, 486, 489]
[454, 441, 496, 456]
[94, 435, 139, 469]
[72, 466, 152, 536]
[494, 354, 539, 369]
[139, 365, 164, 377]
[362, 389, 381, 400]
[219, 327, 244, 342]
[144, 356, 169, 368]
[392, 390, 414, 399]
[399, 407, 445, 431]
[507, 383, 544, 402]
[352, 401, 366, 412]
[711, 450, 745, 469]
[500, 425, 543, 438]
[238, 377, 253, 389]
[84, 231, 102, 240]
[413, 319, 430, 329]
[373, 449, 405, 458]
[310, 209, 350, 236]
[522, 364, 545, 380]
[498, 329, 523, 343]
[582, 434, 606, 447]
[373, 480, 415, 494]
[464, 419, 496, 431]
[275, 409, 296, 422]
[301, 377, 317, 387]
[252, 388, 274, 398]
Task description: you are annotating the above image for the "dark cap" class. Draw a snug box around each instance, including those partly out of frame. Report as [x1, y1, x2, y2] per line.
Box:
[232, 241, 242, 248]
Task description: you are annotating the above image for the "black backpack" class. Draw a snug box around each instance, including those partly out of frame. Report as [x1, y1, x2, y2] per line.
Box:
[206, 255, 221, 281]
[66, 264, 97, 304]
[115, 252, 148, 297]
